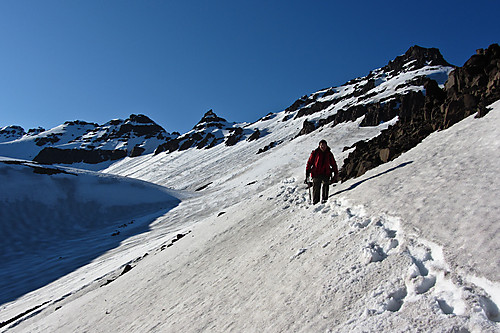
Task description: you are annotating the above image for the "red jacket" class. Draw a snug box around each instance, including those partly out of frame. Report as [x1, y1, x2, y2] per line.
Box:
[306, 147, 338, 178]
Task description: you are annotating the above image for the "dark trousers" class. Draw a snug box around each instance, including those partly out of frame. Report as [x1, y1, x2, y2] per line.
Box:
[312, 175, 330, 204]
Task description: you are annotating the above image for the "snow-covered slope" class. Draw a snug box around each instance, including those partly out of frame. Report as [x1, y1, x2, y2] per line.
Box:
[0, 159, 181, 307]
[3, 101, 499, 333]
[0, 46, 499, 332]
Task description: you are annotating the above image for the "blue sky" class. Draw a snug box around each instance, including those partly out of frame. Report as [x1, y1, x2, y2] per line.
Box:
[1, 1, 499, 134]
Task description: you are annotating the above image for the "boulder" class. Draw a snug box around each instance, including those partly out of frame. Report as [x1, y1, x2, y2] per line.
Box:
[129, 146, 146, 157]
[247, 129, 261, 142]
[296, 119, 316, 137]
[225, 128, 244, 146]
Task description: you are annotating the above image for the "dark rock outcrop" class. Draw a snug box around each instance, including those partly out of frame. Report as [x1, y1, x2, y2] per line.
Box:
[296, 119, 316, 137]
[288, 45, 452, 127]
[34, 147, 127, 164]
[0, 125, 25, 142]
[196, 133, 216, 149]
[257, 141, 281, 154]
[129, 146, 146, 157]
[383, 45, 453, 73]
[285, 95, 310, 113]
[35, 133, 63, 146]
[247, 129, 261, 142]
[26, 127, 45, 136]
[226, 127, 244, 146]
[114, 114, 165, 139]
[154, 138, 180, 155]
[193, 110, 227, 130]
[154, 110, 251, 153]
[294, 100, 336, 119]
[339, 44, 500, 181]
[442, 45, 500, 126]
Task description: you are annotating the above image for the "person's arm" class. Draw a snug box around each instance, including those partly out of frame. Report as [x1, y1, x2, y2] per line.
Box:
[330, 153, 339, 182]
[306, 151, 314, 179]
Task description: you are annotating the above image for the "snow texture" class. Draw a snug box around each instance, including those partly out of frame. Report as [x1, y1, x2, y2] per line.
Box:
[0, 100, 498, 332]
[0, 51, 498, 332]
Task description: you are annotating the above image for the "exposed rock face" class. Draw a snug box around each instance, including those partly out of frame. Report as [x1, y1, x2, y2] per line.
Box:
[26, 127, 45, 136]
[339, 44, 500, 181]
[247, 129, 261, 142]
[257, 141, 281, 154]
[226, 128, 244, 146]
[129, 146, 146, 158]
[297, 120, 316, 137]
[0, 114, 175, 164]
[154, 138, 180, 154]
[290, 45, 454, 140]
[34, 147, 127, 164]
[193, 110, 227, 130]
[155, 110, 257, 154]
[0, 126, 26, 143]
[443, 45, 500, 126]
[315, 99, 401, 129]
[113, 114, 166, 139]
[35, 133, 63, 146]
[383, 45, 452, 73]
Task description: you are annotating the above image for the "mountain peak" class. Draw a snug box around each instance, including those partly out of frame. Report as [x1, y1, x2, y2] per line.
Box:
[384, 45, 453, 73]
[0, 125, 25, 143]
[193, 109, 228, 130]
[126, 114, 156, 125]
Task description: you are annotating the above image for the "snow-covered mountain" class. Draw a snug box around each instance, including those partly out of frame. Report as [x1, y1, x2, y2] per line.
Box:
[0, 45, 454, 170]
[0, 114, 177, 165]
[1, 45, 499, 332]
[0, 126, 26, 143]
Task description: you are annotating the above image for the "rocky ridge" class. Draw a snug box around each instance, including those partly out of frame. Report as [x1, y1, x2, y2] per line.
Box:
[0, 115, 176, 164]
[2, 44, 497, 174]
[339, 43, 500, 180]
[154, 110, 258, 154]
[290, 45, 454, 136]
[0, 126, 26, 143]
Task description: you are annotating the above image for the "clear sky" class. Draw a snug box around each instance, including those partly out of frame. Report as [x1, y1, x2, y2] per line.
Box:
[1, 0, 499, 134]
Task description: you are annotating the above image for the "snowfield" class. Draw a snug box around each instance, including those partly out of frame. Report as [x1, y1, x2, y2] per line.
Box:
[1, 99, 499, 332]
[0, 161, 182, 317]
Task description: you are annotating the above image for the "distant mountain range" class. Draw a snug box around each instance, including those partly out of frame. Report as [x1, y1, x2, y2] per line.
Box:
[1, 44, 498, 180]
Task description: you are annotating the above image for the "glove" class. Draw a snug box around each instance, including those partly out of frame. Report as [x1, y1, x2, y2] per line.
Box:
[304, 177, 312, 187]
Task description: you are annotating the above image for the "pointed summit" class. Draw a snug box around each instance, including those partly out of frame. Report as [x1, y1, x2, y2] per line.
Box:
[384, 45, 453, 73]
[193, 110, 228, 130]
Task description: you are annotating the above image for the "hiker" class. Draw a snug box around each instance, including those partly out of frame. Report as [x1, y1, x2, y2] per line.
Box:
[305, 140, 339, 204]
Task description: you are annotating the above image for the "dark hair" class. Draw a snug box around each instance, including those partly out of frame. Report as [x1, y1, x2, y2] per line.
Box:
[319, 140, 327, 146]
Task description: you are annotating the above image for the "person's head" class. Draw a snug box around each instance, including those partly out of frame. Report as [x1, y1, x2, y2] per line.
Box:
[319, 140, 328, 151]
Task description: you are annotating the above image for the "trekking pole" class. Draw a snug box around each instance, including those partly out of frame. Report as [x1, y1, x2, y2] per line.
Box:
[306, 177, 312, 204]
[308, 184, 312, 204]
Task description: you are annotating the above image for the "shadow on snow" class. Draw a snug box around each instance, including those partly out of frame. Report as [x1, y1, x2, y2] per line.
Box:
[331, 161, 414, 197]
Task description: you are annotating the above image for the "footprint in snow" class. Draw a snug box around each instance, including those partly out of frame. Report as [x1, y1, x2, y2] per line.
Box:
[313, 204, 325, 213]
[363, 242, 387, 264]
[386, 287, 408, 312]
[479, 295, 500, 322]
